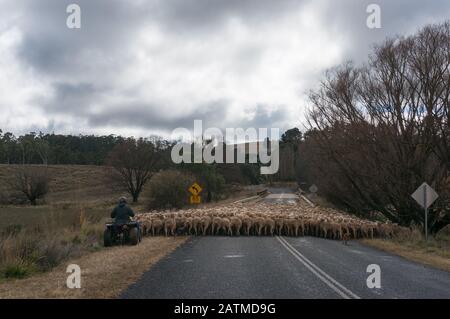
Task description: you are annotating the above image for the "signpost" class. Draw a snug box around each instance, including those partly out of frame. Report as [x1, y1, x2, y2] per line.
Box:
[188, 182, 203, 205]
[411, 182, 439, 240]
[309, 184, 318, 194]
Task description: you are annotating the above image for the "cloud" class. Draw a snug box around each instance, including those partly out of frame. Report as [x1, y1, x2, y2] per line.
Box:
[0, 0, 449, 138]
[87, 99, 229, 131]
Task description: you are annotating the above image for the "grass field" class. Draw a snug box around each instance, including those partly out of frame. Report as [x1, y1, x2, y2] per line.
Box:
[0, 164, 148, 230]
[0, 164, 118, 204]
[0, 165, 137, 280]
[0, 164, 247, 282]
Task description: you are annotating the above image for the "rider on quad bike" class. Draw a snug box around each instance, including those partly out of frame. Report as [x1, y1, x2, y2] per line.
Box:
[104, 196, 142, 246]
[111, 196, 135, 224]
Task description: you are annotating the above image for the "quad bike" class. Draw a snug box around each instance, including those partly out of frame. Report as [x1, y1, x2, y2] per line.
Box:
[104, 221, 142, 247]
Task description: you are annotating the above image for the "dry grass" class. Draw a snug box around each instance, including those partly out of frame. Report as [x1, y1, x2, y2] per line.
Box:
[0, 164, 248, 285]
[0, 236, 187, 298]
[0, 165, 133, 278]
[0, 199, 117, 280]
[0, 163, 250, 295]
[0, 217, 106, 279]
[362, 226, 450, 272]
[0, 203, 114, 232]
[0, 164, 120, 204]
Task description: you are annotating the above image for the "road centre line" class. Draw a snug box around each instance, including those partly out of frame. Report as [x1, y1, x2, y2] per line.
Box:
[276, 236, 360, 299]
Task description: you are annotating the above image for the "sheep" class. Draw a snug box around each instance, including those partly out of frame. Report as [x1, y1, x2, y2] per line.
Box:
[192, 217, 202, 236]
[200, 216, 211, 236]
[328, 222, 342, 240]
[254, 217, 266, 236]
[151, 219, 163, 236]
[176, 216, 186, 229]
[230, 216, 242, 236]
[211, 217, 222, 235]
[241, 216, 253, 236]
[361, 224, 374, 239]
[135, 199, 395, 240]
[184, 217, 193, 235]
[275, 218, 284, 235]
[287, 218, 302, 237]
[141, 219, 152, 236]
[264, 217, 275, 236]
[164, 218, 176, 236]
[222, 218, 232, 236]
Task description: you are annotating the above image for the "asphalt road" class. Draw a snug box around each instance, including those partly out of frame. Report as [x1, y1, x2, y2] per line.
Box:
[263, 187, 298, 204]
[121, 188, 450, 299]
[121, 235, 450, 299]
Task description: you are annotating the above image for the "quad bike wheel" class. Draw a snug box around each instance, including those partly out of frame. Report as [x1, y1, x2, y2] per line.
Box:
[129, 227, 139, 245]
[104, 229, 112, 247]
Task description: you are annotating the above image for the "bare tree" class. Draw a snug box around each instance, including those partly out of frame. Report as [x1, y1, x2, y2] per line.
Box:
[107, 137, 166, 202]
[304, 22, 450, 233]
[13, 166, 50, 205]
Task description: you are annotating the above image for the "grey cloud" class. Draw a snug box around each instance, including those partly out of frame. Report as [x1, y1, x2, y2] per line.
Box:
[155, 0, 306, 33]
[86, 99, 288, 137]
[48, 82, 99, 111]
[230, 104, 291, 136]
[316, 0, 450, 63]
[87, 99, 229, 133]
[15, 0, 151, 75]
[2, 0, 450, 137]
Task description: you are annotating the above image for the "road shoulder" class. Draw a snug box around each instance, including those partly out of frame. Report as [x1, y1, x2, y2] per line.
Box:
[0, 237, 187, 298]
[361, 239, 450, 273]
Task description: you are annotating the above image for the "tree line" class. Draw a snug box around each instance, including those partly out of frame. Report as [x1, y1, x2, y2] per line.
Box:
[0, 131, 124, 165]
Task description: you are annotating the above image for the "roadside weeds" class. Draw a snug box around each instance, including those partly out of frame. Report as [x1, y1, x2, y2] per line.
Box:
[361, 238, 450, 273]
[0, 236, 187, 298]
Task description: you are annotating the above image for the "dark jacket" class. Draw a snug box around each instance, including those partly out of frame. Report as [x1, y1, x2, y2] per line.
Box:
[111, 202, 135, 224]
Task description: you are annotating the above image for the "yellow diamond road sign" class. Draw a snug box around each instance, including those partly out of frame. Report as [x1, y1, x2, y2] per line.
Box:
[190, 195, 201, 204]
[188, 182, 202, 195]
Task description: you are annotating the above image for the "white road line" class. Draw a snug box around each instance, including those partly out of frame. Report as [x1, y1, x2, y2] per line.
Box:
[281, 236, 360, 299]
[276, 236, 361, 299]
[276, 237, 351, 299]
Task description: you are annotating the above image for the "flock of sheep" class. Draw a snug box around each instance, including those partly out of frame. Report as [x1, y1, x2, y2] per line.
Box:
[135, 201, 408, 240]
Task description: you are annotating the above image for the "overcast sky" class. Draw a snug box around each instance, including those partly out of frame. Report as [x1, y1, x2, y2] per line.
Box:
[0, 0, 449, 139]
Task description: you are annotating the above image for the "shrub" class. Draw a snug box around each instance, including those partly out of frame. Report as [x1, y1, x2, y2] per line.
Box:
[0, 233, 39, 278]
[11, 167, 50, 205]
[182, 164, 226, 202]
[0, 189, 28, 205]
[436, 225, 450, 242]
[240, 164, 261, 185]
[146, 170, 193, 209]
[0, 190, 8, 205]
[2, 262, 35, 279]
